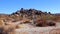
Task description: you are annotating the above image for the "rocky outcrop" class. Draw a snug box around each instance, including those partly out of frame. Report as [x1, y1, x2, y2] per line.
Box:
[0, 8, 60, 34]
[0, 8, 57, 27]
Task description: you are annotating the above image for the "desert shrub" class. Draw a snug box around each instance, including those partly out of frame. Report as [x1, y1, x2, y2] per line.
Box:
[0, 27, 4, 34]
[47, 22, 56, 26]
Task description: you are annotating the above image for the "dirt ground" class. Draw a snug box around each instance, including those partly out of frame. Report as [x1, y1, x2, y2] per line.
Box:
[15, 23, 60, 34]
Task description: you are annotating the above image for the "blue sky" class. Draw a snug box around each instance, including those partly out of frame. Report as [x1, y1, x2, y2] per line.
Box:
[0, 0, 60, 14]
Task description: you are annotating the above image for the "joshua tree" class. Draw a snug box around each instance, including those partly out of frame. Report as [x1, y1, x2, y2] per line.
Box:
[31, 9, 36, 25]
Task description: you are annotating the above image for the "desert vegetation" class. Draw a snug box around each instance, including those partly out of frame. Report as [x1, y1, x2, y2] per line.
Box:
[0, 8, 60, 34]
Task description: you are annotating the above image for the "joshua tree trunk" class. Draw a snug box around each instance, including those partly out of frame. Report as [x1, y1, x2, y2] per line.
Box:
[32, 10, 36, 25]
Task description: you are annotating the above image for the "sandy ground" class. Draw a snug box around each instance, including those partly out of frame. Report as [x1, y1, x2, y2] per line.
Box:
[14, 23, 60, 34]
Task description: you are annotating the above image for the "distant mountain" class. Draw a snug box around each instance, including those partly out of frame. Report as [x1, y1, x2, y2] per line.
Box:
[9, 8, 53, 22]
[0, 8, 60, 23]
